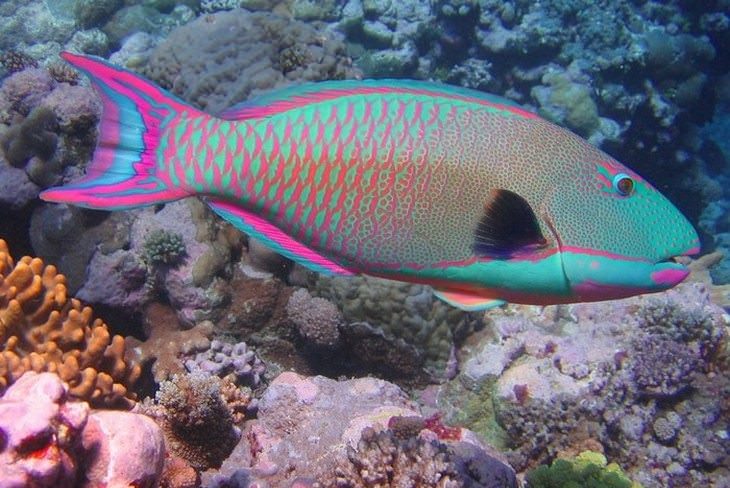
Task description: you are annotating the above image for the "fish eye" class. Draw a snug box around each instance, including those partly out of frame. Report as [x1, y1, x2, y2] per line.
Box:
[612, 173, 634, 196]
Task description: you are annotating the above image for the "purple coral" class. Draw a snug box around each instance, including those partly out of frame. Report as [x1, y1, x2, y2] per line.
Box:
[627, 336, 701, 398]
[184, 339, 265, 388]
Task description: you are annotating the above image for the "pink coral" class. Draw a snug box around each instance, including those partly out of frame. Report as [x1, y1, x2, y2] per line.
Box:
[0, 372, 87, 487]
[82, 410, 166, 488]
[0, 371, 166, 488]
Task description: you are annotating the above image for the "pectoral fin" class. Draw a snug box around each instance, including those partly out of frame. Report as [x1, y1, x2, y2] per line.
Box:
[473, 189, 547, 258]
[434, 289, 506, 311]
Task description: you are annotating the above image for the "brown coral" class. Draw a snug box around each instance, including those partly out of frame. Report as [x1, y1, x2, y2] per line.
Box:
[325, 427, 462, 488]
[126, 302, 213, 383]
[0, 239, 140, 408]
[140, 372, 242, 471]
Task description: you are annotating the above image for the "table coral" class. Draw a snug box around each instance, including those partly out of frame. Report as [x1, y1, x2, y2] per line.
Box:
[0, 239, 140, 408]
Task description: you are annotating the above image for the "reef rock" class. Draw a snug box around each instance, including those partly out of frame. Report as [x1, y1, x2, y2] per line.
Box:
[0, 371, 87, 488]
[0, 371, 166, 488]
[82, 410, 166, 488]
[205, 371, 515, 487]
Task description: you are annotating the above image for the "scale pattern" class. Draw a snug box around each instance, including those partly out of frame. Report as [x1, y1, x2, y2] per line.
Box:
[162, 93, 546, 271]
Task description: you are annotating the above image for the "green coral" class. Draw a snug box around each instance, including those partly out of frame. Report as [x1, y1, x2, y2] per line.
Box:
[440, 379, 508, 449]
[142, 229, 186, 266]
[525, 451, 642, 488]
[543, 72, 599, 136]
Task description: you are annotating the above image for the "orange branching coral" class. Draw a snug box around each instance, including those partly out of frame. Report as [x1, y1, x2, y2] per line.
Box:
[0, 239, 140, 408]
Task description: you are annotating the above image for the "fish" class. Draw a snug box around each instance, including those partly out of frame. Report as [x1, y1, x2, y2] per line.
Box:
[41, 53, 700, 311]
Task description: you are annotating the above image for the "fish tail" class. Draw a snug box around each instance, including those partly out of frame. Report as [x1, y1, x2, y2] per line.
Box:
[40, 52, 202, 210]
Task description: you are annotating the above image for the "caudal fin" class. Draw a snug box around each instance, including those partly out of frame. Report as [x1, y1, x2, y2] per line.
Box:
[40, 52, 203, 210]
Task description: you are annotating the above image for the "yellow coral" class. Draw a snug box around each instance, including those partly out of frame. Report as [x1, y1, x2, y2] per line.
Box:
[0, 239, 140, 408]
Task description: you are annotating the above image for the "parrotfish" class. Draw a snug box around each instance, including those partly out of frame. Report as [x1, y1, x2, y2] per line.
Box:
[41, 53, 700, 311]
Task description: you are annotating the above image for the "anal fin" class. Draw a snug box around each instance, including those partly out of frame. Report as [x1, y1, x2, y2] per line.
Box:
[434, 289, 506, 311]
[206, 198, 355, 276]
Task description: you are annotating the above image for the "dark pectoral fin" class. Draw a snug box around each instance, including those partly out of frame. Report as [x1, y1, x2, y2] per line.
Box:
[473, 189, 547, 258]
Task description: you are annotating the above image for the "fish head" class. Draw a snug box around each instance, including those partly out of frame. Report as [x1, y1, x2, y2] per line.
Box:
[541, 157, 700, 301]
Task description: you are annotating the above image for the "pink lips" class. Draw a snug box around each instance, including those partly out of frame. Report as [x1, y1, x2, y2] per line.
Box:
[651, 267, 690, 287]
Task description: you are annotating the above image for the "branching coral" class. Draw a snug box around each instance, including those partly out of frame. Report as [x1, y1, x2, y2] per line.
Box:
[0, 239, 140, 408]
[323, 423, 517, 488]
[329, 427, 462, 487]
[142, 229, 187, 266]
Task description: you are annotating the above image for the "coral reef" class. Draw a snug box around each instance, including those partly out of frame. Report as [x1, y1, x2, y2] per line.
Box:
[184, 339, 265, 388]
[0, 371, 166, 488]
[126, 302, 214, 383]
[0, 66, 100, 208]
[0, 3, 728, 487]
[66, 199, 238, 325]
[314, 275, 481, 378]
[440, 281, 729, 487]
[142, 8, 359, 113]
[141, 372, 243, 471]
[73, 0, 124, 30]
[205, 371, 516, 487]
[0, 1, 76, 63]
[325, 425, 518, 488]
[525, 450, 640, 488]
[0, 239, 140, 408]
[334, 0, 729, 279]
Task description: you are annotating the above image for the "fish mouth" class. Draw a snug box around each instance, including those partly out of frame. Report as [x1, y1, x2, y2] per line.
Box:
[650, 249, 698, 287]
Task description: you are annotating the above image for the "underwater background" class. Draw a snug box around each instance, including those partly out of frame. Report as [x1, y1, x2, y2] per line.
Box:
[0, 0, 728, 487]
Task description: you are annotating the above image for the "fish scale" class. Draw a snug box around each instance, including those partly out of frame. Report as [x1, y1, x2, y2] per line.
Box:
[166, 96, 438, 266]
[41, 53, 700, 311]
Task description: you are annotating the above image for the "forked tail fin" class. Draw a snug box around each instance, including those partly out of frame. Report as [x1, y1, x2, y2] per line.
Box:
[40, 52, 204, 210]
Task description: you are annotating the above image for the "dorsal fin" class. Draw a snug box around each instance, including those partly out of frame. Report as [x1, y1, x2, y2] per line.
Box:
[218, 79, 537, 121]
[473, 189, 548, 259]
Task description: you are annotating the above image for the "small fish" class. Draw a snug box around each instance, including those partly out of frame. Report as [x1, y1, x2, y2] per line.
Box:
[42, 53, 700, 311]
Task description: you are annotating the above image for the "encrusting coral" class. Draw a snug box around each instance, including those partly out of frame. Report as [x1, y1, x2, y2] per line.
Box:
[0, 239, 140, 408]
